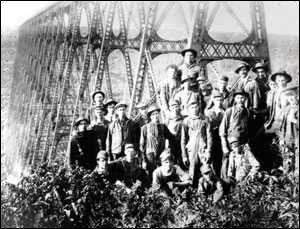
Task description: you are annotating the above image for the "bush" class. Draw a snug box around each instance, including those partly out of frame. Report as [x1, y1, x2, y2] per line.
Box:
[1, 163, 299, 228]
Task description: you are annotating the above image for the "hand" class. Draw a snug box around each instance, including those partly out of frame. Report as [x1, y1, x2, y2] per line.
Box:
[142, 160, 147, 170]
[167, 181, 175, 190]
[279, 139, 285, 147]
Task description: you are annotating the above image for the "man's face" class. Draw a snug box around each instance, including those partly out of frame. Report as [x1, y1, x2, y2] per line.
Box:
[94, 93, 104, 104]
[269, 81, 277, 90]
[256, 68, 267, 80]
[150, 111, 160, 123]
[184, 51, 195, 65]
[116, 107, 126, 119]
[218, 79, 228, 90]
[161, 159, 173, 174]
[97, 157, 108, 173]
[107, 104, 115, 114]
[77, 120, 88, 132]
[167, 68, 177, 81]
[189, 104, 199, 116]
[170, 104, 180, 116]
[276, 75, 288, 88]
[238, 67, 248, 78]
[125, 149, 136, 163]
[198, 81, 207, 90]
[213, 97, 223, 108]
[234, 94, 245, 106]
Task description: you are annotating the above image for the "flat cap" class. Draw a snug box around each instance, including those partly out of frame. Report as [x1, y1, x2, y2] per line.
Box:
[114, 102, 128, 111]
[147, 104, 161, 117]
[252, 62, 268, 73]
[124, 143, 136, 152]
[104, 99, 117, 108]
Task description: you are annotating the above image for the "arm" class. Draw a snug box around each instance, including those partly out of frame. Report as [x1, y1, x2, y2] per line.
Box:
[106, 123, 113, 160]
[160, 84, 169, 113]
[205, 119, 213, 160]
[140, 125, 147, 161]
[152, 169, 161, 190]
[219, 111, 230, 156]
[173, 165, 192, 187]
[181, 120, 189, 165]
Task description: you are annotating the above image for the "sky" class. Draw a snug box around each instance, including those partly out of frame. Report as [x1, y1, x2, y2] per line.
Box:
[1, 1, 299, 36]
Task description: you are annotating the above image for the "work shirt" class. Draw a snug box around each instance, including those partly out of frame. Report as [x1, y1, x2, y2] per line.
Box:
[205, 107, 225, 131]
[178, 63, 200, 79]
[90, 119, 109, 151]
[152, 165, 191, 190]
[174, 88, 203, 117]
[181, 115, 213, 161]
[106, 117, 140, 155]
[219, 105, 250, 145]
[160, 82, 181, 112]
[166, 115, 184, 161]
[280, 105, 299, 147]
[69, 130, 98, 170]
[140, 122, 173, 159]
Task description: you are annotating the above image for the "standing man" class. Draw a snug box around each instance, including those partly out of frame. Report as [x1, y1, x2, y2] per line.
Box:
[134, 101, 149, 128]
[219, 90, 260, 182]
[69, 117, 97, 170]
[234, 62, 252, 92]
[174, 70, 204, 117]
[181, 101, 213, 187]
[160, 65, 181, 118]
[89, 105, 110, 152]
[165, 100, 184, 168]
[87, 90, 106, 122]
[104, 99, 117, 123]
[106, 102, 140, 161]
[196, 75, 213, 110]
[140, 104, 173, 175]
[214, 75, 232, 110]
[204, 90, 225, 177]
[178, 48, 200, 80]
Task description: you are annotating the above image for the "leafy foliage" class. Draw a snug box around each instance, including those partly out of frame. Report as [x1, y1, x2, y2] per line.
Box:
[1, 163, 299, 228]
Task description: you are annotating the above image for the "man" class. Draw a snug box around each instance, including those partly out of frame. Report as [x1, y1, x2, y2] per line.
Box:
[165, 99, 184, 168]
[87, 90, 106, 122]
[196, 75, 212, 110]
[107, 144, 150, 189]
[133, 101, 149, 128]
[89, 105, 109, 152]
[181, 101, 213, 187]
[214, 75, 232, 110]
[140, 104, 173, 175]
[94, 150, 110, 176]
[174, 70, 204, 117]
[178, 48, 200, 80]
[69, 117, 97, 170]
[104, 99, 117, 123]
[279, 86, 299, 175]
[106, 102, 140, 161]
[204, 90, 225, 177]
[160, 65, 181, 117]
[219, 90, 260, 182]
[234, 62, 252, 92]
[197, 164, 224, 203]
[152, 149, 192, 196]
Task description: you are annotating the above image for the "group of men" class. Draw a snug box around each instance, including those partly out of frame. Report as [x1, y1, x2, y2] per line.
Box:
[69, 47, 299, 200]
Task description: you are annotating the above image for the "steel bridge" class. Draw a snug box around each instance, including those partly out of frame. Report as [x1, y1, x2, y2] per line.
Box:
[6, 1, 270, 173]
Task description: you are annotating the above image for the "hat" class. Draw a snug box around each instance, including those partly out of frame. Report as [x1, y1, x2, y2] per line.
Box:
[114, 102, 128, 111]
[219, 75, 229, 82]
[200, 164, 212, 174]
[169, 99, 180, 107]
[94, 105, 108, 115]
[97, 150, 109, 160]
[74, 117, 90, 127]
[181, 48, 197, 58]
[282, 86, 299, 96]
[124, 143, 135, 152]
[136, 101, 148, 109]
[233, 89, 248, 98]
[252, 62, 268, 73]
[234, 62, 251, 74]
[196, 74, 207, 82]
[181, 74, 193, 83]
[92, 90, 105, 102]
[270, 71, 292, 83]
[104, 99, 117, 108]
[147, 104, 161, 117]
[212, 90, 223, 98]
[160, 149, 173, 162]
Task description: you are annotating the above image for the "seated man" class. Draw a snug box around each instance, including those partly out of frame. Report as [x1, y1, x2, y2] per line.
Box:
[198, 164, 224, 203]
[108, 144, 150, 190]
[152, 149, 192, 196]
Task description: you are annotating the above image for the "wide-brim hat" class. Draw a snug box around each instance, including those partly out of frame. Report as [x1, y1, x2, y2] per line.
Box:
[270, 71, 292, 83]
[233, 90, 248, 98]
[92, 90, 106, 102]
[147, 105, 161, 117]
[196, 75, 207, 82]
[74, 117, 90, 127]
[104, 99, 117, 108]
[252, 62, 268, 73]
[114, 102, 128, 111]
[181, 48, 197, 58]
[234, 62, 251, 74]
